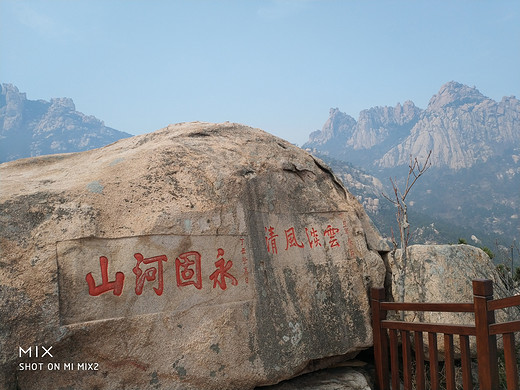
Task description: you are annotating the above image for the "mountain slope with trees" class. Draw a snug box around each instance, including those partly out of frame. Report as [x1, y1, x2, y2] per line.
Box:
[304, 82, 519, 255]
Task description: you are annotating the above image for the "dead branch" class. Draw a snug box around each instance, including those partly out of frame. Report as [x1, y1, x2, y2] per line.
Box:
[381, 150, 432, 304]
[402, 150, 432, 201]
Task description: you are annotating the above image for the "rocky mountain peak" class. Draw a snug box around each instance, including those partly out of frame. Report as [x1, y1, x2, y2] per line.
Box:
[304, 101, 422, 157]
[0, 83, 131, 162]
[427, 81, 487, 112]
[358, 100, 421, 127]
[1, 83, 24, 99]
[305, 81, 519, 171]
[1, 84, 27, 133]
[326, 107, 357, 131]
[49, 97, 76, 112]
[306, 107, 356, 146]
[400, 100, 420, 119]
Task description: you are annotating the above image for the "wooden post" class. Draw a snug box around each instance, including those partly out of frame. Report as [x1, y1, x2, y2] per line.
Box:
[473, 279, 499, 390]
[389, 330, 400, 390]
[401, 330, 412, 390]
[414, 331, 425, 390]
[503, 333, 519, 390]
[371, 287, 389, 390]
[459, 335, 473, 390]
[444, 334, 456, 390]
[428, 332, 440, 390]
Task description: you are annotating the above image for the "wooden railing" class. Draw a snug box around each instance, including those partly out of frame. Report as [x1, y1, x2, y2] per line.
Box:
[371, 279, 520, 390]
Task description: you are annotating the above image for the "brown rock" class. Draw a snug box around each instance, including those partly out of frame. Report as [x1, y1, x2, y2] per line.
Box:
[0, 122, 386, 389]
[256, 366, 373, 390]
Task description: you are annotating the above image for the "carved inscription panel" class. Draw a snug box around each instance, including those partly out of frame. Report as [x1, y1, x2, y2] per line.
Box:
[57, 235, 252, 325]
[258, 212, 360, 266]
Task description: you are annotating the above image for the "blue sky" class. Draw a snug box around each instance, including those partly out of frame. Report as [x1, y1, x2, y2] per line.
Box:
[1, 0, 519, 146]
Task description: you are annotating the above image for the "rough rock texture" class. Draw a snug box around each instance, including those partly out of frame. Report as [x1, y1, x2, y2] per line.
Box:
[379, 83, 520, 169]
[304, 81, 520, 171]
[0, 83, 131, 163]
[304, 102, 421, 168]
[257, 366, 373, 390]
[0, 122, 387, 390]
[349, 101, 421, 151]
[389, 244, 515, 356]
[307, 108, 357, 148]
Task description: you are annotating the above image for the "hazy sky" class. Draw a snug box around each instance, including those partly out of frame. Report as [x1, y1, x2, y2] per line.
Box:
[1, 0, 519, 145]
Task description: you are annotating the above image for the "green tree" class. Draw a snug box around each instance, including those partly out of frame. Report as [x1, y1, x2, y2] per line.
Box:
[480, 246, 494, 259]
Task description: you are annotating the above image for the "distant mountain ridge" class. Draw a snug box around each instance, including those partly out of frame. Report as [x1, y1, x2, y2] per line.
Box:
[304, 81, 519, 253]
[0, 84, 131, 163]
[305, 81, 520, 171]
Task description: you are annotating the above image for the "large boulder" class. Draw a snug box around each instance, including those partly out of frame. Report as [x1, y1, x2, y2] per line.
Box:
[389, 244, 515, 356]
[257, 366, 373, 390]
[0, 122, 387, 390]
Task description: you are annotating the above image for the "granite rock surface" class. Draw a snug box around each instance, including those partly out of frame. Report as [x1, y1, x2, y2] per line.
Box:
[1, 122, 387, 390]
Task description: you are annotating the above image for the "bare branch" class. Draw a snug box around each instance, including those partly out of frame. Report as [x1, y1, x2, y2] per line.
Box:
[381, 190, 397, 205]
[381, 150, 432, 303]
[402, 150, 432, 200]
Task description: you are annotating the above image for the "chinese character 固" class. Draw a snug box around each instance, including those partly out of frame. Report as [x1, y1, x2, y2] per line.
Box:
[175, 251, 203, 289]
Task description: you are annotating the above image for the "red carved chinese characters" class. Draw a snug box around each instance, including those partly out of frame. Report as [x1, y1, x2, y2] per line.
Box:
[86, 256, 125, 296]
[342, 220, 356, 257]
[285, 227, 304, 250]
[240, 238, 249, 284]
[305, 227, 322, 249]
[264, 223, 342, 254]
[133, 253, 168, 296]
[209, 248, 238, 290]
[175, 251, 202, 289]
[265, 226, 279, 254]
[323, 225, 340, 248]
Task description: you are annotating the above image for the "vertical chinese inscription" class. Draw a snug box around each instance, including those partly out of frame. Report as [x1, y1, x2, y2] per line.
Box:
[240, 238, 249, 284]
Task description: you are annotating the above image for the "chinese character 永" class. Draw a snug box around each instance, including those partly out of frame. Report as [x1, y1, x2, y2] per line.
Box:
[209, 248, 238, 290]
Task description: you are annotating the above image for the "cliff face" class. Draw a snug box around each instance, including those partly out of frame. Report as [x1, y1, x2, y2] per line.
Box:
[306, 108, 357, 156]
[0, 84, 131, 163]
[304, 81, 520, 171]
[349, 101, 421, 151]
[378, 82, 520, 170]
